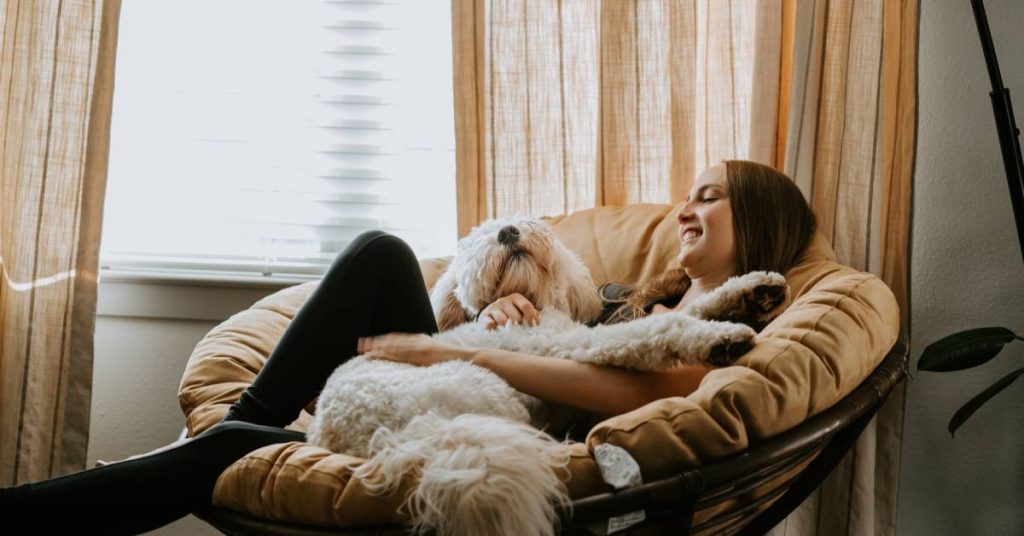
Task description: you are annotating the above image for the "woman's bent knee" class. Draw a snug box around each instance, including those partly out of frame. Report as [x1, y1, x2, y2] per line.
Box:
[341, 230, 417, 267]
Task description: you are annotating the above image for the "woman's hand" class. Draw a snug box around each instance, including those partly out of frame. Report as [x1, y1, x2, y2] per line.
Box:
[357, 333, 471, 367]
[477, 292, 541, 331]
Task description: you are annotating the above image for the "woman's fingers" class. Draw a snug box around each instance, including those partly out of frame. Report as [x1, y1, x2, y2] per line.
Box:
[359, 333, 405, 358]
[358, 333, 467, 367]
[509, 294, 541, 326]
[479, 292, 542, 329]
[358, 335, 389, 356]
[498, 302, 524, 324]
[486, 309, 510, 330]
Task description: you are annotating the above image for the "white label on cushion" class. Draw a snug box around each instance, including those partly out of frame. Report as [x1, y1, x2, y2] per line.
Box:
[607, 510, 646, 533]
[593, 443, 645, 534]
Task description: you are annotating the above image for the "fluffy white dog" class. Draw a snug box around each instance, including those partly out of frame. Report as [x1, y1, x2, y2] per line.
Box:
[306, 216, 789, 536]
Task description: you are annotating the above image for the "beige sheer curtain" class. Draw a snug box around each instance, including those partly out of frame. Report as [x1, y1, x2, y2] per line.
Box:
[0, 0, 120, 484]
[452, 0, 916, 534]
[773, 1, 916, 534]
[453, 0, 784, 236]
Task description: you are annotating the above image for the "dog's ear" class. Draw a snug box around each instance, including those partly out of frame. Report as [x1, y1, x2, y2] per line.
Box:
[555, 244, 603, 323]
[436, 290, 471, 331]
[430, 268, 472, 331]
[566, 275, 602, 322]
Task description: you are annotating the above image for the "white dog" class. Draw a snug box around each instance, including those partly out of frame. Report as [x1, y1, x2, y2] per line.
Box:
[306, 216, 789, 536]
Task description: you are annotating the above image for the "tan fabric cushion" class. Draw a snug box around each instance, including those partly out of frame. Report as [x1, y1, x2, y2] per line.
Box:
[179, 203, 900, 527]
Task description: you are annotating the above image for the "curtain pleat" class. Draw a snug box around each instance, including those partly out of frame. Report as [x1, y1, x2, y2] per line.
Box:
[560, 0, 601, 213]
[451, 1, 916, 533]
[452, 0, 486, 240]
[0, 0, 120, 484]
[454, 0, 770, 237]
[748, 0, 783, 166]
[805, 4, 889, 523]
[809, 0, 884, 271]
[668, 0, 697, 203]
[880, 0, 915, 331]
[773, 1, 916, 535]
[600, 0, 642, 204]
[784, 0, 827, 196]
[694, 0, 756, 172]
[873, 2, 917, 535]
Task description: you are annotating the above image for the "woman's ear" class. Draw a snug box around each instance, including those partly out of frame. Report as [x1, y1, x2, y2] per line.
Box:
[430, 269, 471, 331]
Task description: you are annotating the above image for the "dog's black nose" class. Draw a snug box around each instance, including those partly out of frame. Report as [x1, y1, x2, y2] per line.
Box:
[497, 225, 520, 245]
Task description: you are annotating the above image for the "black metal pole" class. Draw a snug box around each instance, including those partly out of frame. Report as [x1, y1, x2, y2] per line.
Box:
[970, 0, 1024, 264]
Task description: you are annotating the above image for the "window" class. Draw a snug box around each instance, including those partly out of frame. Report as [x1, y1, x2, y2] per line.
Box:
[100, 0, 457, 284]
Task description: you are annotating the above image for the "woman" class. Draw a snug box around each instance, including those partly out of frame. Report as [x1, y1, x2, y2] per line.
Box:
[1, 159, 816, 534]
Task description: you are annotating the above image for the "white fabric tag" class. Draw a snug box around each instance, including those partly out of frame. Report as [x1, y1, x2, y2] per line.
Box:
[594, 443, 643, 490]
[592, 443, 646, 534]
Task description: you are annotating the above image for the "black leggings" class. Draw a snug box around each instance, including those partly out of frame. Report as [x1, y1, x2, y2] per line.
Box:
[1, 230, 439, 534]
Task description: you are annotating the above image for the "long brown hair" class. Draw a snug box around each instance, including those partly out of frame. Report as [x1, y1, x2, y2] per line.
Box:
[725, 159, 817, 274]
[626, 161, 817, 314]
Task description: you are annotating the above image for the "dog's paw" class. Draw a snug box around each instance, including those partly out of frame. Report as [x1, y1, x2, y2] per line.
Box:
[685, 271, 790, 329]
[746, 281, 789, 319]
[657, 317, 755, 367]
[697, 318, 757, 366]
[707, 338, 754, 367]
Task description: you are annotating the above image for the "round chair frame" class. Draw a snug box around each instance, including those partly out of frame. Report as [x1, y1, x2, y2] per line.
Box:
[194, 331, 909, 536]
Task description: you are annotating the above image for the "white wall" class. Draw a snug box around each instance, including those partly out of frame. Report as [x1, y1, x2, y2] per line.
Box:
[899, 0, 1024, 535]
[91, 318, 218, 535]
[89, 285, 278, 536]
[85, 1, 1024, 535]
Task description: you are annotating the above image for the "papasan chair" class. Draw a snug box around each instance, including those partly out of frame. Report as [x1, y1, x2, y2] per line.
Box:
[178, 201, 907, 535]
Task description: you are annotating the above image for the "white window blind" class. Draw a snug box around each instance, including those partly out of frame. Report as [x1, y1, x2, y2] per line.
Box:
[100, 0, 457, 284]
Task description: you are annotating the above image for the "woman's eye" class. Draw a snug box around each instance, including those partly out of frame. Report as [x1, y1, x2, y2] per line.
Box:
[701, 197, 718, 204]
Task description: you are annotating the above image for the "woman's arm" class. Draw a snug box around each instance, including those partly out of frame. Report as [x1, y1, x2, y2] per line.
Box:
[469, 348, 713, 415]
[358, 334, 714, 416]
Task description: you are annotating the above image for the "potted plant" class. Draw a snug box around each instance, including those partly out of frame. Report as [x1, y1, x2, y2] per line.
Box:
[917, 328, 1024, 436]
[917, 0, 1024, 437]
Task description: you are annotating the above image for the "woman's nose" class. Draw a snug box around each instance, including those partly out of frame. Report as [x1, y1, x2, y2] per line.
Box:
[677, 206, 694, 225]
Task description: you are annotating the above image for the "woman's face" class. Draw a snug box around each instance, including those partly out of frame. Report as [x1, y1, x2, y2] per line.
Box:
[676, 164, 737, 279]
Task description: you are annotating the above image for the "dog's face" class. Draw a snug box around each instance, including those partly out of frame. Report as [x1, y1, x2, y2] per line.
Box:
[454, 217, 564, 313]
[431, 216, 603, 330]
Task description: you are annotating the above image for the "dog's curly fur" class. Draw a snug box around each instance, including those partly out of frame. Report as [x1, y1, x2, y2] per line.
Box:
[429, 216, 604, 330]
[306, 216, 791, 536]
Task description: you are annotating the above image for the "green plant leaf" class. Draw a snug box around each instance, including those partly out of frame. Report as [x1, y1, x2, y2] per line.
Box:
[917, 327, 1018, 372]
[949, 366, 1024, 437]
